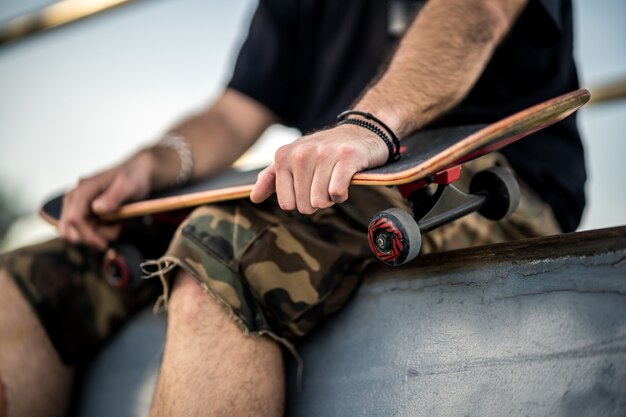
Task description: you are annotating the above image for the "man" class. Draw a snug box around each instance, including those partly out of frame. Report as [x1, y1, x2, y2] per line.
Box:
[0, 0, 585, 416]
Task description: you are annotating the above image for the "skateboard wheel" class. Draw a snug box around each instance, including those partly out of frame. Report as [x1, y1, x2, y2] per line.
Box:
[102, 244, 143, 289]
[470, 167, 520, 220]
[368, 208, 421, 266]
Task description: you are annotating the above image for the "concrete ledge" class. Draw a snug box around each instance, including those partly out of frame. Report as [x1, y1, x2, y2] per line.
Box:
[366, 226, 626, 283]
[285, 226, 626, 416]
[74, 227, 626, 416]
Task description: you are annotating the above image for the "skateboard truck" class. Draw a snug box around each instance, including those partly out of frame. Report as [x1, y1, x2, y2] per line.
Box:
[368, 166, 520, 266]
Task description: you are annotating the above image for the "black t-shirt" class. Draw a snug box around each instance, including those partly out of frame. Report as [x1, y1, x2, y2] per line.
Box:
[228, 0, 586, 232]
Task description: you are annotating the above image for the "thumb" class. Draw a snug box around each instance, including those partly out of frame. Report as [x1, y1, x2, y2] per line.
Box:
[92, 175, 136, 214]
[250, 165, 276, 203]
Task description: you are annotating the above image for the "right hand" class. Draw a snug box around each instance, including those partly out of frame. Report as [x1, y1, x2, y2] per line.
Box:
[58, 151, 157, 250]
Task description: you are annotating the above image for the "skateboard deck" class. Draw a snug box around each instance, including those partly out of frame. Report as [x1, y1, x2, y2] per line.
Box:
[40, 89, 590, 225]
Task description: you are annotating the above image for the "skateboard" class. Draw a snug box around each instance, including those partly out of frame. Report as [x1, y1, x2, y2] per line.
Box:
[41, 89, 590, 278]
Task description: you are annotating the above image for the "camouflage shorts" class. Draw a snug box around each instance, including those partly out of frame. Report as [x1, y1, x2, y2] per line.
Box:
[0, 154, 560, 364]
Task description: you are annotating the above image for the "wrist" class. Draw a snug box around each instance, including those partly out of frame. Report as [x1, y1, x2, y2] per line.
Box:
[336, 111, 401, 164]
[136, 133, 195, 191]
[354, 86, 423, 137]
[133, 146, 181, 192]
[156, 134, 194, 185]
[334, 123, 389, 167]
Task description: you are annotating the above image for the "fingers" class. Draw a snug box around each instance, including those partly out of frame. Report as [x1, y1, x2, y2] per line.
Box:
[255, 140, 360, 215]
[328, 161, 354, 204]
[92, 173, 141, 215]
[255, 124, 387, 215]
[250, 166, 277, 203]
[59, 171, 128, 250]
[291, 148, 317, 214]
[310, 160, 337, 209]
[59, 176, 106, 246]
[58, 155, 155, 250]
[67, 222, 119, 251]
[270, 144, 320, 214]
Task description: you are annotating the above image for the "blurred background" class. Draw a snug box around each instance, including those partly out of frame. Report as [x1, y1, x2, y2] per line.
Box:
[0, 0, 625, 252]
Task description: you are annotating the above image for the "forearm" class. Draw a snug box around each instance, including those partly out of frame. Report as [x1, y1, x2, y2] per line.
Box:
[142, 89, 277, 191]
[356, 0, 528, 137]
[60, 90, 275, 248]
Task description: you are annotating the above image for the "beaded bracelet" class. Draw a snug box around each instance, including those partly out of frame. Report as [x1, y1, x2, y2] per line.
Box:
[336, 110, 401, 163]
[338, 119, 398, 164]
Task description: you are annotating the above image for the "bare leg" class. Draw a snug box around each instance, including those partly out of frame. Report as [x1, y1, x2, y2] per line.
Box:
[150, 272, 285, 417]
[0, 269, 74, 417]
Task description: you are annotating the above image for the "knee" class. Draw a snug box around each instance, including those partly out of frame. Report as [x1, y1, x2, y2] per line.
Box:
[168, 272, 212, 326]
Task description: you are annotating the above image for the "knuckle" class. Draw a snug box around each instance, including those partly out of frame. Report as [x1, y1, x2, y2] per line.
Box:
[58, 226, 69, 239]
[66, 235, 79, 245]
[76, 175, 98, 189]
[292, 148, 309, 165]
[65, 211, 78, 223]
[337, 144, 355, 160]
[329, 186, 349, 203]
[113, 171, 133, 189]
[277, 198, 294, 211]
[310, 196, 331, 209]
[298, 206, 316, 215]
[62, 207, 78, 223]
[310, 197, 322, 208]
[115, 170, 130, 182]
[63, 228, 80, 244]
[275, 145, 291, 164]
[121, 166, 136, 180]
[315, 145, 332, 161]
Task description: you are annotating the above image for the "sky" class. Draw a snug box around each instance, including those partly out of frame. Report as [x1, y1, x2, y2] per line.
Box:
[570, 0, 626, 231]
[0, 0, 624, 250]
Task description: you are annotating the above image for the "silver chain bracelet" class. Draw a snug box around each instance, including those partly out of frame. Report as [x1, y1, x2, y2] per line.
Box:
[156, 133, 194, 186]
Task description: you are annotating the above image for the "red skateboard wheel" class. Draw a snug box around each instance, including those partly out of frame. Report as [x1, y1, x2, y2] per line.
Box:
[103, 248, 130, 288]
[368, 208, 421, 266]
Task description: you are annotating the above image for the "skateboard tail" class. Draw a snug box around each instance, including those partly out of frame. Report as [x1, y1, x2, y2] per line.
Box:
[455, 105, 579, 165]
[351, 88, 590, 186]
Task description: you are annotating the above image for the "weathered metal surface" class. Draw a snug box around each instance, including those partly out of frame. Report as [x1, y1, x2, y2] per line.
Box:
[285, 227, 626, 416]
[73, 226, 626, 416]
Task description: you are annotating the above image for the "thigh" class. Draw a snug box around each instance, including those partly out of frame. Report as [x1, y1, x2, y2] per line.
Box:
[144, 186, 407, 346]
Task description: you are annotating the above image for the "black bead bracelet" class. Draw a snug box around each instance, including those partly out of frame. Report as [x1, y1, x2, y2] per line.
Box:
[337, 110, 401, 163]
[338, 119, 398, 164]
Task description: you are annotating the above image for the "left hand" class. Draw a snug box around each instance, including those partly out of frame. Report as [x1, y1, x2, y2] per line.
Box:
[250, 123, 389, 214]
